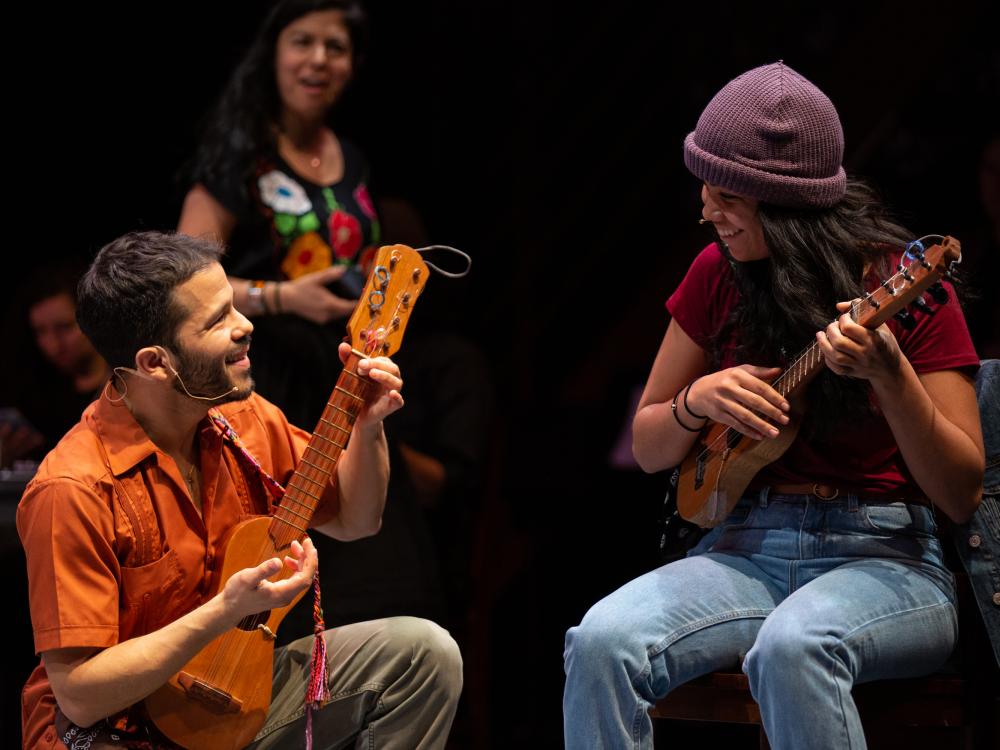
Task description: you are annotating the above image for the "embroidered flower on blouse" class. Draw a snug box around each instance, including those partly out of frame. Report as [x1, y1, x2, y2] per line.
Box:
[329, 210, 363, 260]
[281, 231, 333, 279]
[258, 170, 312, 215]
[353, 183, 378, 221]
[298, 211, 321, 234]
[273, 213, 297, 237]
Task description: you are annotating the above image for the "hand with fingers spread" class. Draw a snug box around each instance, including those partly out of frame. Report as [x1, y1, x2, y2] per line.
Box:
[220, 537, 318, 624]
[816, 300, 902, 383]
[281, 266, 358, 324]
[338, 342, 405, 426]
[685, 365, 791, 441]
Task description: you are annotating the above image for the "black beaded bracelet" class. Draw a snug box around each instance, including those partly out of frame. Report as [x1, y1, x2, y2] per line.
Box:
[671, 387, 704, 432]
[683, 378, 707, 420]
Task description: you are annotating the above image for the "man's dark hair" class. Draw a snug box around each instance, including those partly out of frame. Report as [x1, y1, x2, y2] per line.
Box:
[76, 231, 224, 370]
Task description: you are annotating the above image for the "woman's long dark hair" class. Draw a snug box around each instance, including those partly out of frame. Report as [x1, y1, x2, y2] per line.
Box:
[189, 0, 368, 198]
[712, 178, 914, 437]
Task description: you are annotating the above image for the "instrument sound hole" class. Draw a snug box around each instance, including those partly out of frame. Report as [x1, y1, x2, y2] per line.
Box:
[237, 611, 272, 631]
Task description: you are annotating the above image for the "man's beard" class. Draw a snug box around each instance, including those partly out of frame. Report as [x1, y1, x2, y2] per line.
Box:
[170, 342, 254, 404]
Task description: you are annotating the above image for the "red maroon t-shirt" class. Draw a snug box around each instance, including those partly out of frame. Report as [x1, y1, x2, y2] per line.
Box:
[666, 243, 980, 496]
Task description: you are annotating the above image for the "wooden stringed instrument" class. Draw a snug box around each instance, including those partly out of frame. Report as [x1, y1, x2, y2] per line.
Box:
[144, 244, 429, 750]
[677, 236, 961, 528]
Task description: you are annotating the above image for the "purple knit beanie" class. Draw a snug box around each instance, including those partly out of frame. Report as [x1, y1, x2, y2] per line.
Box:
[683, 62, 847, 209]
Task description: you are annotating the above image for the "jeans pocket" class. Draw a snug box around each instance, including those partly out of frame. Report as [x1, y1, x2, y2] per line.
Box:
[860, 502, 937, 536]
[720, 497, 759, 530]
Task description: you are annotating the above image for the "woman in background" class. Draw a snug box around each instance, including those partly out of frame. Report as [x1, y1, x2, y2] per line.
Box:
[179, 0, 380, 427]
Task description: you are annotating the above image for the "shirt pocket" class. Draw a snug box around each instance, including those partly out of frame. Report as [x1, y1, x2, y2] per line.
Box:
[118, 547, 184, 639]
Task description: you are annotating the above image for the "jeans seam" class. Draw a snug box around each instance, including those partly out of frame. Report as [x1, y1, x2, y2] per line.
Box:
[839, 600, 955, 644]
[630, 664, 649, 750]
[824, 600, 957, 750]
[824, 637, 857, 750]
[637, 611, 770, 748]
[647, 609, 773, 658]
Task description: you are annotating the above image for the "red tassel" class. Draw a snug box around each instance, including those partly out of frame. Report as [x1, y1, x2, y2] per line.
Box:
[304, 572, 329, 750]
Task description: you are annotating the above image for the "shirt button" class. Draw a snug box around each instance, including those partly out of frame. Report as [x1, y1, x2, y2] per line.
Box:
[968, 534, 982, 549]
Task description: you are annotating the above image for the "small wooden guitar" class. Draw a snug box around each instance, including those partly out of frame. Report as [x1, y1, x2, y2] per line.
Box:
[144, 244, 428, 749]
[677, 236, 961, 528]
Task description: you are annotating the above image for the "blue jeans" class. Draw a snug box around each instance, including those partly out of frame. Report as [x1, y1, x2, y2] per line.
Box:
[563, 491, 958, 750]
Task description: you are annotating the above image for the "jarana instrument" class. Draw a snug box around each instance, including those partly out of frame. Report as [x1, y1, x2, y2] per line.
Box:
[145, 244, 429, 749]
[677, 237, 961, 528]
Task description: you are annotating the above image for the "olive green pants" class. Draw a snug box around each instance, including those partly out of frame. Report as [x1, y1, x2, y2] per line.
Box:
[248, 617, 463, 750]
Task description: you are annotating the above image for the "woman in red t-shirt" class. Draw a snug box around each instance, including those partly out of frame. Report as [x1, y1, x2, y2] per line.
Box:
[563, 63, 984, 750]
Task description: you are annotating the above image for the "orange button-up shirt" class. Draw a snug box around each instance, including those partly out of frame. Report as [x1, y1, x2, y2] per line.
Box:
[17, 392, 337, 748]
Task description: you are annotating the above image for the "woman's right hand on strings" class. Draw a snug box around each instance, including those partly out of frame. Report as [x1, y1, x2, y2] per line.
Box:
[685, 365, 790, 440]
[281, 266, 358, 324]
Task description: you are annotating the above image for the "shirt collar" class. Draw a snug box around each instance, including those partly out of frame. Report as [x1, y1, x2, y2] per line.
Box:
[90, 394, 226, 476]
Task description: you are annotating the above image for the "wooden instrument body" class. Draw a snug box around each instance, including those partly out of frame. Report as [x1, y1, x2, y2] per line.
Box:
[678, 408, 802, 527]
[144, 517, 306, 750]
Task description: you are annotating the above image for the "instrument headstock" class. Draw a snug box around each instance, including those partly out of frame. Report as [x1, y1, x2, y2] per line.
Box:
[345, 244, 429, 358]
[856, 236, 960, 329]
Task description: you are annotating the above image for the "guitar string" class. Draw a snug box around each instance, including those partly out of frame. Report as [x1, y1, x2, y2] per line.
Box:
[208, 283, 411, 693]
[691, 259, 917, 464]
[205, 360, 361, 689]
[690, 237, 953, 465]
[213, 360, 366, 687]
[692, 294, 868, 462]
[203, 392, 345, 685]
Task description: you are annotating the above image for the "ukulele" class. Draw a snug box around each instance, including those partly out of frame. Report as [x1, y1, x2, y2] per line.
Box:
[144, 244, 428, 749]
[677, 237, 961, 528]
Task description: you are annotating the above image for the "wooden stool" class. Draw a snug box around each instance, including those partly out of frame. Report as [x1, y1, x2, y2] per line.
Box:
[649, 670, 973, 749]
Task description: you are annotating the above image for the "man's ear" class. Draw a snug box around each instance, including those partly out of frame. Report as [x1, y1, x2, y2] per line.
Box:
[133, 346, 174, 382]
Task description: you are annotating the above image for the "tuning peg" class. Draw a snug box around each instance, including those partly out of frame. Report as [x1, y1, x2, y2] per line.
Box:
[894, 309, 917, 330]
[912, 297, 935, 316]
[927, 282, 949, 304]
[904, 239, 925, 261]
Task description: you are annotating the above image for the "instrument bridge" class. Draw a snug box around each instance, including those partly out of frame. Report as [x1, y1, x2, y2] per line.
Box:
[178, 672, 244, 714]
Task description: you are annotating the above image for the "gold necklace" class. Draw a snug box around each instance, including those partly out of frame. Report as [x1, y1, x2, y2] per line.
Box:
[281, 132, 325, 169]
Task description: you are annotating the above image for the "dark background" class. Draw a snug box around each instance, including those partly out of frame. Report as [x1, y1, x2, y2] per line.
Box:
[3, 0, 998, 746]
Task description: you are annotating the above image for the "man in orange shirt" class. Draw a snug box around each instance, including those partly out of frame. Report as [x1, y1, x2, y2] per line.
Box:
[17, 231, 462, 749]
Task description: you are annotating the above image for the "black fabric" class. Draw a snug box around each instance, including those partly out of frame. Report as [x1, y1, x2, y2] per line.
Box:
[657, 468, 708, 563]
[199, 138, 380, 429]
